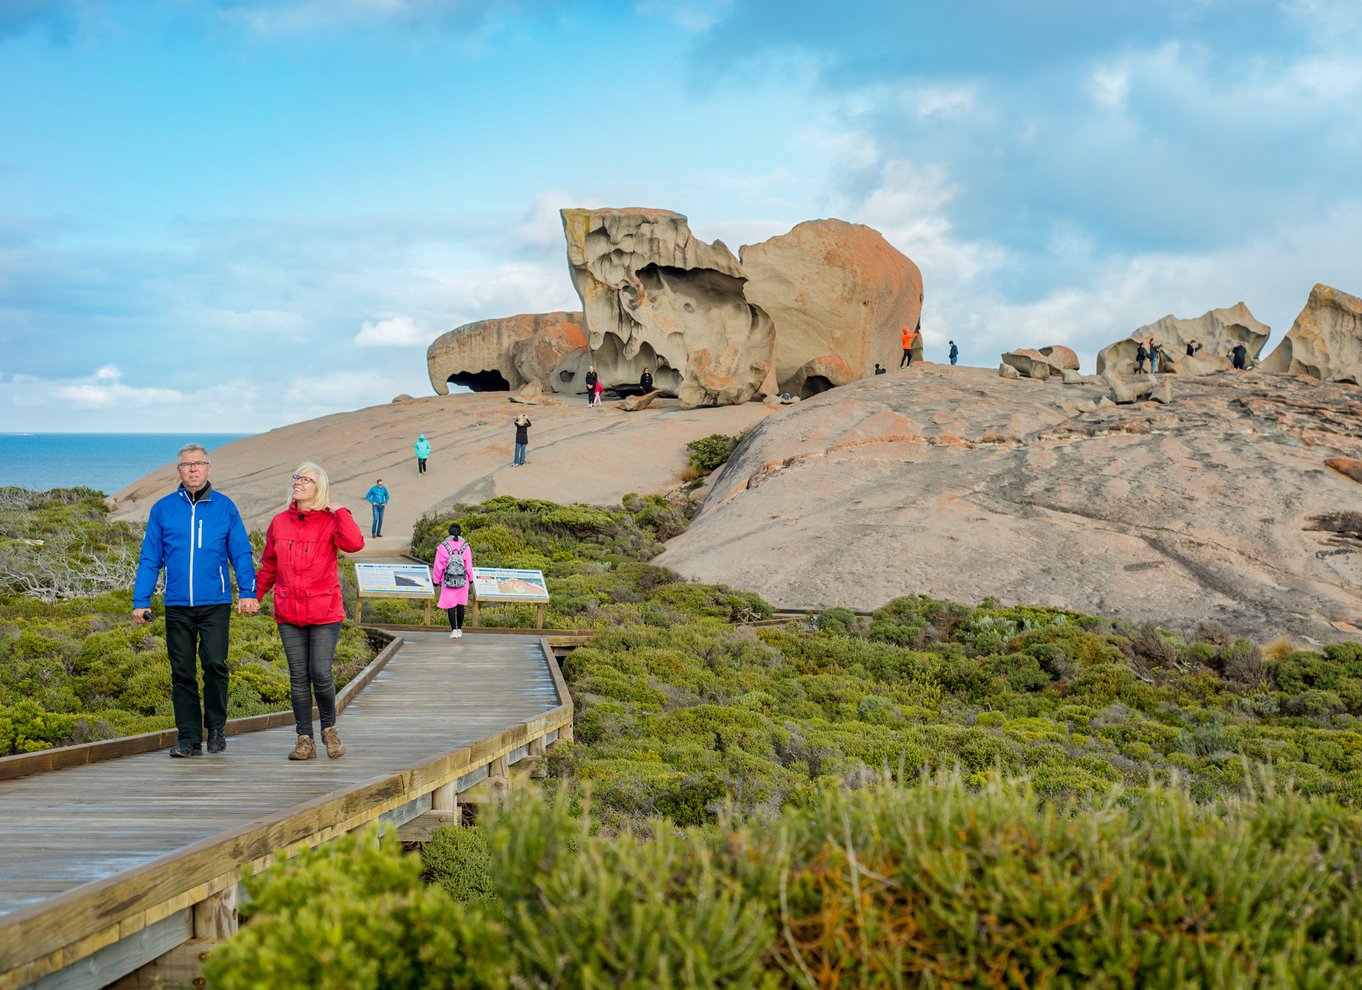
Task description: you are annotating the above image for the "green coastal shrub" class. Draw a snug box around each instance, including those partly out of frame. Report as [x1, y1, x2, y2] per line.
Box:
[211, 779, 1362, 987]
[685, 432, 747, 475]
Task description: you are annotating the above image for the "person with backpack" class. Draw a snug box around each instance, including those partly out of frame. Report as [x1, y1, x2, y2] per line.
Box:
[1230, 342, 1249, 370]
[433, 522, 473, 639]
[948, 340, 959, 366]
[512, 413, 531, 467]
[1134, 341, 1148, 373]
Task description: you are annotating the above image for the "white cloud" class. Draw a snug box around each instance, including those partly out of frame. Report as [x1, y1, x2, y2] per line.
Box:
[1089, 67, 1130, 112]
[355, 315, 430, 347]
[45, 366, 184, 410]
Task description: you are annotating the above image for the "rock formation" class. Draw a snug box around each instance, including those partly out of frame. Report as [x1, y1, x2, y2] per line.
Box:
[657, 366, 1362, 644]
[1002, 349, 1061, 380]
[1260, 284, 1362, 382]
[1039, 345, 1079, 371]
[739, 219, 922, 394]
[561, 208, 775, 408]
[1095, 303, 1269, 376]
[427, 312, 586, 395]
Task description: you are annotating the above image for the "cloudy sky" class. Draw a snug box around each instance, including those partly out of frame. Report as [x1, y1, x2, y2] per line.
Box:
[2, 0, 1359, 433]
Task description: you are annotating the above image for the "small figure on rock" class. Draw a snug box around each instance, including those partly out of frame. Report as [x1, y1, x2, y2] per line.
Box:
[1230, 342, 1249, 370]
[1135, 341, 1148, 374]
[363, 478, 389, 538]
[900, 322, 920, 368]
[640, 367, 654, 391]
[592, 375, 604, 407]
[948, 340, 959, 366]
[1148, 338, 1162, 374]
[584, 365, 598, 406]
[512, 413, 531, 467]
[413, 434, 430, 474]
[874, 363, 886, 375]
[1186, 339, 1202, 357]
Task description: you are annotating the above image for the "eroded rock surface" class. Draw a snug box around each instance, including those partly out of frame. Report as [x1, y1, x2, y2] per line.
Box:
[562, 208, 775, 408]
[1096, 303, 1269, 376]
[739, 219, 922, 394]
[427, 312, 586, 394]
[1260, 284, 1362, 382]
[657, 367, 1362, 643]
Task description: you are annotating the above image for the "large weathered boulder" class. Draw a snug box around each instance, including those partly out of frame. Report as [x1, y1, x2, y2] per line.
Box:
[739, 219, 922, 395]
[562, 208, 776, 408]
[1002, 349, 1061, 380]
[1039, 345, 1080, 371]
[427, 312, 586, 394]
[1095, 303, 1269, 376]
[1260, 284, 1362, 382]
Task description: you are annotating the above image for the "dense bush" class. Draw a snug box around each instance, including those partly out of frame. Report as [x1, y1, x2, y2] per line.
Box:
[685, 432, 746, 475]
[209, 778, 1362, 987]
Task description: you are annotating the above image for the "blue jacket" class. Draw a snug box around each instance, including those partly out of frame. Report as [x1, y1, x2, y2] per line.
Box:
[365, 485, 389, 505]
[414, 436, 430, 459]
[133, 484, 257, 608]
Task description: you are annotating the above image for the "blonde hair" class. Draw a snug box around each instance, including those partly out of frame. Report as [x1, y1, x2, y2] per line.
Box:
[290, 462, 330, 511]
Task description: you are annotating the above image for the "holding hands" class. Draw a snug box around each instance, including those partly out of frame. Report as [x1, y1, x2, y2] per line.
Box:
[236, 597, 260, 615]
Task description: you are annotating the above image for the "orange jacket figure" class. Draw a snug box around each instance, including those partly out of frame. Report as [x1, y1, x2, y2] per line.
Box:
[902, 326, 918, 349]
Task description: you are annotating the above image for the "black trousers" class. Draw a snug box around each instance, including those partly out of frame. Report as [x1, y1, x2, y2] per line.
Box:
[900, 348, 913, 367]
[278, 622, 341, 738]
[446, 604, 466, 630]
[164, 603, 232, 745]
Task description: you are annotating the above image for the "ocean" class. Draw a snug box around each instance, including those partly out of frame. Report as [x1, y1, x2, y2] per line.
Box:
[0, 434, 252, 495]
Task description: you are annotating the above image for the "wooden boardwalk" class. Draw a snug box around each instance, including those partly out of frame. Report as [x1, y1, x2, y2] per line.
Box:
[0, 631, 572, 989]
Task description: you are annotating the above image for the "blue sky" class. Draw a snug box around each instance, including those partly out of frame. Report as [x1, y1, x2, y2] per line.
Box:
[2, 0, 1359, 433]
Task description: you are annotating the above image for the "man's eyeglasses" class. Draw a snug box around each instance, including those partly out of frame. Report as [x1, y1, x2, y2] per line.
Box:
[291, 475, 317, 484]
[178, 461, 209, 469]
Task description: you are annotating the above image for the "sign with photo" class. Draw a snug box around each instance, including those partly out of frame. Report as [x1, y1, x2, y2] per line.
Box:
[470, 567, 550, 602]
[354, 563, 435, 597]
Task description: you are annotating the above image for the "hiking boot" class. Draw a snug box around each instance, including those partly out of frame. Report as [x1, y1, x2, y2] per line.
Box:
[321, 726, 345, 759]
[207, 728, 226, 754]
[288, 735, 316, 761]
[169, 741, 201, 758]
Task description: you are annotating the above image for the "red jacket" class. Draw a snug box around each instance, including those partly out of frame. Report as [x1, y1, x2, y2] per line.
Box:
[257, 503, 365, 626]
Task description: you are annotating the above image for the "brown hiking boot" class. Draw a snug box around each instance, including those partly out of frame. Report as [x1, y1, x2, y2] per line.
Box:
[321, 726, 345, 759]
[288, 735, 316, 761]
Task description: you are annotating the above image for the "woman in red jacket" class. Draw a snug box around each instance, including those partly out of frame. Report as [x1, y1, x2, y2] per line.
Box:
[256, 462, 365, 761]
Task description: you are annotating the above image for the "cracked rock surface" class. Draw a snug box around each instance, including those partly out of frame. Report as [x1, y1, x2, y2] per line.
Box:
[657, 365, 1362, 643]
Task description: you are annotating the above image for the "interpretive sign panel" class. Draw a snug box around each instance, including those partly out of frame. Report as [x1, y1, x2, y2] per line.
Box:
[354, 563, 435, 597]
[471, 567, 550, 603]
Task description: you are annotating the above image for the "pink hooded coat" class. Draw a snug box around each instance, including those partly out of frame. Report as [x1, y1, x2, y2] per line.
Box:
[432, 537, 472, 609]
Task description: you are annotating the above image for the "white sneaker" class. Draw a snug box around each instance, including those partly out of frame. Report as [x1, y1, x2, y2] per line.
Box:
[453, 628, 463, 638]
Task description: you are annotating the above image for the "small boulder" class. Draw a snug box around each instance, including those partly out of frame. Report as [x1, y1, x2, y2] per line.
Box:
[1001, 349, 1059, 380]
[1102, 369, 1138, 404]
[509, 382, 543, 405]
[1325, 457, 1362, 484]
[621, 390, 661, 412]
[1060, 368, 1084, 385]
[1150, 381, 1173, 404]
[999, 362, 1021, 380]
[1039, 345, 1080, 371]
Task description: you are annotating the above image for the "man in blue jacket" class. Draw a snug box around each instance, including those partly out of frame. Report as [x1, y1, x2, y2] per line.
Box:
[133, 443, 258, 758]
[364, 478, 390, 537]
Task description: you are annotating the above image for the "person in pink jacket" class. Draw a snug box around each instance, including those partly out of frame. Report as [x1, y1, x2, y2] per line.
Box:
[256, 462, 365, 760]
[432, 522, 473, 639]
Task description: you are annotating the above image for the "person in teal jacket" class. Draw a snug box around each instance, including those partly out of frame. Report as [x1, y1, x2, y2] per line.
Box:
[364, 478, 389, 537]
[414, 434, 430, 474]
[133, 443, 257, 758]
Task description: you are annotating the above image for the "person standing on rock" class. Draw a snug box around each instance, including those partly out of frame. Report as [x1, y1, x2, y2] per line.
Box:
[899, 323, 920, 368]
[1186, 340, 1202, 357]
[1149, 339, 1162, 374]
[133, 443, 258, 758]
[364, 478, 389, 538]
[433, 523, 473, 639]
[512, 413, 532, 467]
[584, 365, 598, 407]
[256, 463, 364, 761]
[948, 340, 959, 366]
[640, 367, 654, 391]
[1135, 341, 1148, 374]
[413, 434, 430, 474]
[1230, 342, 1249, 369]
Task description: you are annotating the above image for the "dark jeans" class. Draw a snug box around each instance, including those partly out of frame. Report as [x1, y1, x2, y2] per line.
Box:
[165, 603, 232, 745]
[417, 458, 427, 474]
[446, 604, 466, 630]
[370, 503, 385, 536]
[278, 622, 341, 738]
[513, 441, 527, 465]
[900, 348, 913, 368]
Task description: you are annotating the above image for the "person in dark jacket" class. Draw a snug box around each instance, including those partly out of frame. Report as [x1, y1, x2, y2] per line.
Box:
[134, 443, 258, 758]
[256, 463, 365, 761]
[948, 340, 959, 365]
[640, 367, 654, 391]
[583, 365, 598, 407]
[1230, 342, 1249, 369]
[512, 413, 532, 466]
[1134, 341, 1148, 373]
